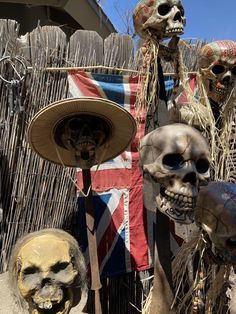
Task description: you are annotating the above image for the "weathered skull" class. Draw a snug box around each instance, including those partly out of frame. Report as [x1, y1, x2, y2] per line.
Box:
[199, 40, 236, 104]
[196, 181, 236, 264]
[133, 0, 186, 40]
[8, 229, 88, 314]
[139, 123, 210, 224]
[55, 114, 111, 169]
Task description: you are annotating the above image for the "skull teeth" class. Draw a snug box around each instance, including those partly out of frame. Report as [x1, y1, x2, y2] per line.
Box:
[211, 81, 232, 95]
[78, 141, 95, 147]
[166, 28, 183, 34]
[165, 189, 196, 208]
[157, 194, 194, 224]
[39, 301, 53, 309]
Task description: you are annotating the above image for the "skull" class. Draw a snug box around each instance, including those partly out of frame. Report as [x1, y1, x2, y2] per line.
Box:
[196, 181, 236, 264]
[55, 114, 111, 169]
[139, 123, 210, 224]
[9, 229, 87, 314]
[133, 0, 186, 40]
[199, 40, 236, 104]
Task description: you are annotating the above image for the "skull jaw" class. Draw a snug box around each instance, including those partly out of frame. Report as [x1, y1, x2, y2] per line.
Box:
[148, 26, 184, 41]
[30, 287, 73, 314]
[208, 79, 233, 104]
[164, 26, 184, 38]
[156, 193, 195, 224]
[74, 139, 97, 169]
[75, 149, 96, 169]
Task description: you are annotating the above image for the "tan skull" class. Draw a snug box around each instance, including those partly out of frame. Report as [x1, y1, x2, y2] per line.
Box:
[55, 114, 110, 169]
[199, 40, 236, 104]
[8, 229, 87, 314]
[139, 123, 210, 224]
[133, 0, 186, 40]
[196, 181, 236, 264]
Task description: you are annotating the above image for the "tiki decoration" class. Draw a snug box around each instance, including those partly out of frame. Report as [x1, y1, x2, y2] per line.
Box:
[27, 97, 137, 169]
[199, 40, 236, 105]
[169, 40, 236, 127]
[132, 0, 186, 122]
[8, 229, 88, 314]
[196, 181, 236, 264]
[139, 123, 210, 224]
[133, 0, 186, 41]
[172, 181, 236, 313]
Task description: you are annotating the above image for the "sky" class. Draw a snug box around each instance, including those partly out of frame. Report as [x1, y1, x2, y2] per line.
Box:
[100, 0, 236, 42]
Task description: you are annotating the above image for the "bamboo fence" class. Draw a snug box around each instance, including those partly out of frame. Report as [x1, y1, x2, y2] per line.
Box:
[0, 19, 205, 313]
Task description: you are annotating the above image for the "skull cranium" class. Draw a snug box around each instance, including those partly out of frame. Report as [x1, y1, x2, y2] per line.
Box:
[55, 114, 111, 169]
[9, 229, 87, 314]
[139, 123, 210, 224]
[199, 40, 236, 104]
[196, 181, 236, 264]
[133, 0, 186, 40]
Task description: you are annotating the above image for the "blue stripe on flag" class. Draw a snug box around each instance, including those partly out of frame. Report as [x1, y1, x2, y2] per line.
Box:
[77, 193, 113, 252]
[91, 73, 125, 106]
[101, 227, 127, 277]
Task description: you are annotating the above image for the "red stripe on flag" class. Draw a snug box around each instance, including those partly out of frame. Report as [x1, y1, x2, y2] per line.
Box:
[129, 185, 150, 270]
[77, 168, 132, 191]
[128, 75, 139, 113]
[69, 71, 102, 97]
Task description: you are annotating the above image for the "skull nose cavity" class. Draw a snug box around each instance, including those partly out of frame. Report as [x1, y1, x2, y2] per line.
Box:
[81, 126, 91, 137]
[41, 278, 51, 287]
[222, 75, 231, 84]
[183, 172, 197, 185]
[174, 11, 182, 22]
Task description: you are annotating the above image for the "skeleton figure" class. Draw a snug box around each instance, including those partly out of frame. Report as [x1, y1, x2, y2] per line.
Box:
[133, 0, 186, 40]
[55, 114, 111, 169]
[196, 181, 236, 264]
[139, 123, 210, 224]
[199, 40, 236, 105]
[8, 229, 88, 314]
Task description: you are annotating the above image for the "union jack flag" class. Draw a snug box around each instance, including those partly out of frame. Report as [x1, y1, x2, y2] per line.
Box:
[68, 71, 179, 278]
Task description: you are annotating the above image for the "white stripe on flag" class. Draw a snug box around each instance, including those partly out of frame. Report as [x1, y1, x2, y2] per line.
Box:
[68, 75, 84, 97]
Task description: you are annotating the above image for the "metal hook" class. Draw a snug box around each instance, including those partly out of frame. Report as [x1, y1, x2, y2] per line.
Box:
[0, 55, 27, 84]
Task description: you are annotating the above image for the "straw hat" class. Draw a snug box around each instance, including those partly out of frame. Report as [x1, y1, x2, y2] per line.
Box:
[27, 97, 137, 168]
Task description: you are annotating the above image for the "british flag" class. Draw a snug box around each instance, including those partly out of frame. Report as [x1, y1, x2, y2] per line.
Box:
[68, 71, 179, 278]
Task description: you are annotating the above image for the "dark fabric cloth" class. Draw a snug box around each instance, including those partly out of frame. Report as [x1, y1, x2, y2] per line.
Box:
[144, 57, 168, 134]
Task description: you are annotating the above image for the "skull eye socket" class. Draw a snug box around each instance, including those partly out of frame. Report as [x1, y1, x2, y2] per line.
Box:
[68, 118, 81, 131]
[162, 153, 184, 169]
[196, 158, 210, 173]
[51, 262, 70, 273]
[158, 4, 171, 16]
[23, 266, 40, 275]
[212, 64, 225, 75]
[231, 65, 236, 76]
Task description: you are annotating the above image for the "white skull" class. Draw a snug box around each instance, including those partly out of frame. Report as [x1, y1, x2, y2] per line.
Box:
[8, 229, 88, 314]
[133, 0, 186, 40]
[139, 123, 210, 224]
[55, 114, 110, 169]
[196, 181, 236, 264]
[199, 40, 236, 104]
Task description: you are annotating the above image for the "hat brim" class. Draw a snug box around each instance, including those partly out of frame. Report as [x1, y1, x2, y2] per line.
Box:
[27, 97, 137, 168]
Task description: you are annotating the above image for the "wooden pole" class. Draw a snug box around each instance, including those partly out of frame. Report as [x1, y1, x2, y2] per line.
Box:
[150, 210, 175, 314]
[82, 169, 102, 314]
